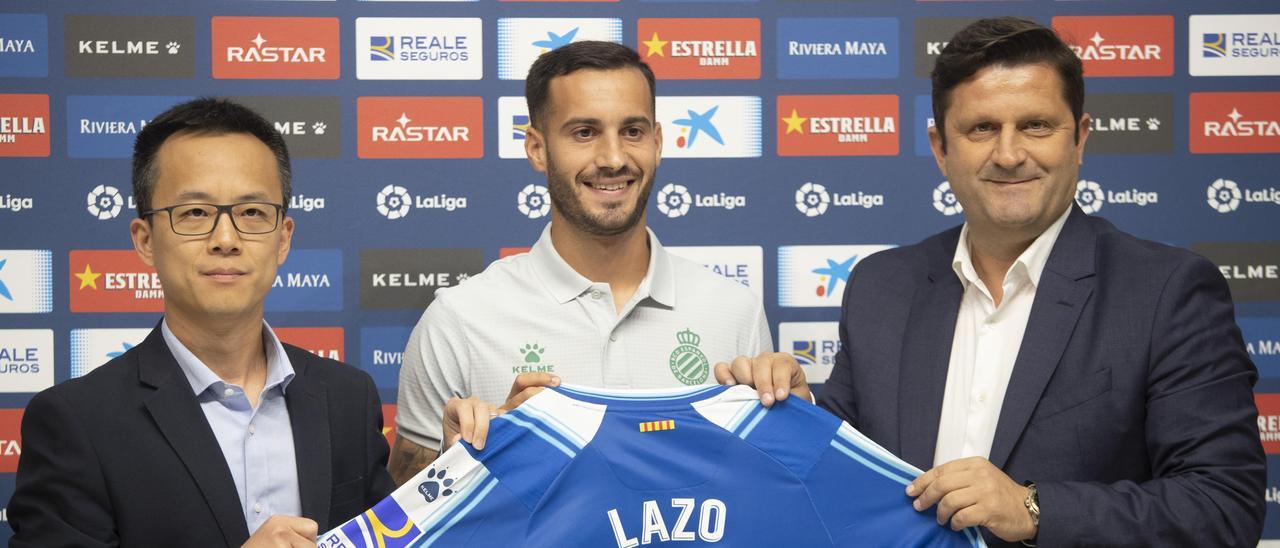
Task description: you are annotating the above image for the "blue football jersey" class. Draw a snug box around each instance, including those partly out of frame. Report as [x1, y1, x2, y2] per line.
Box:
[320, 384, 985, 547]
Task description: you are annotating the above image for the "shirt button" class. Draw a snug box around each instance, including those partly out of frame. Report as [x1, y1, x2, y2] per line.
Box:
[978, 393, 988, 404]
[253, 502, 262, 514]
[591, 290, 602, 300]
[609, 334, 618, 342]
[248, 424, 256, 435]
[223, 387, 235, 397]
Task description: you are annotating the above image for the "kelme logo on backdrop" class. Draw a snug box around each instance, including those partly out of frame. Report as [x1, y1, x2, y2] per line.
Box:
[0, 250, 52, 314]
[497, 19, 622, 80]
[657, 96, 761, 158]
[776, 18, 897, 79]
[64, 15, 193, 78]
[0, 330, 54, 393]
[638, 19, 761, 80]
[1052, 15, 1173, 77]
[1191, 242, 1280, 302]
[267, 250, 342, 311]
[212, 17, 339, 80]
[913, 18, 979, 78]
[1083, 93, 1173, 155]
[275, 327, 344, 362]
[1190, 92, 1280, 154]
[357, 18, 483, 80]
[67, 95, 191, 159]
[0, 94, 49, 157]
[778, 95, 898, 157]
[1190, 15, 1280, 77]
[358, 97, 483, 159]
[70, 328, 151, 378]
[778, 245, 893, 307]
[230, 96, 341, 159]
[69, 250, 163, 313]
[0, 14, 48, 77]
[360, 249, 484, 309]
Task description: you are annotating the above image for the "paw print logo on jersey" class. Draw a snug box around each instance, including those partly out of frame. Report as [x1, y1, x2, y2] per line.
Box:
[1207, 178, 1241, 213]
[418, 467, 455, 503]
[1075, 179, 1104, 214]
[520, 343, 545, 363]
[166, 42, 181, 55]
[794, 182, 830, 217]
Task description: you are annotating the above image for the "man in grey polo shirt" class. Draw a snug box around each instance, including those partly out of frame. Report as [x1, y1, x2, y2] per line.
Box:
[388, 41, 809, 483]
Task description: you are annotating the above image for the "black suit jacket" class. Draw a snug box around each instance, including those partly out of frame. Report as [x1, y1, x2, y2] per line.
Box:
[9, 325, 395, 547]
[819, 206, 1266, 546]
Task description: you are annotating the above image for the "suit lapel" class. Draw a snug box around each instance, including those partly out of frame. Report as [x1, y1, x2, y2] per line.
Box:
[285, 349, 332, 527]
[988, 207, 1097, 469]
[898, 230, 964, 470]
[137, 326, 249, 547]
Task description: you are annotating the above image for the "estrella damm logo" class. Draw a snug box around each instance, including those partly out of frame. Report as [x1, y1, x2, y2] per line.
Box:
[358, 97, 483, 159]
[69, 250, 164, 313]
[1189, 92, 1280, 154]
[638, 19, 760, 80]
[0, 94, 49, 157]
[212, 17, 340, 80]
[639, 419, 676, 433]
[777, 95, 899, 156]
[274, 327, 344, 362]
[669, 328, 709, 385]
[1257, 394, 1280, 454]
[1051, 15, 1173, 77]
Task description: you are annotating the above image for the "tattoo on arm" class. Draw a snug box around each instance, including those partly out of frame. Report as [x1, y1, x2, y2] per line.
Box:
[388, 435, 439, 487]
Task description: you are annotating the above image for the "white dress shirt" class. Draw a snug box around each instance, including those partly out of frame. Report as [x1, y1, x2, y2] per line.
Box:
[933, 206, 1072, 467]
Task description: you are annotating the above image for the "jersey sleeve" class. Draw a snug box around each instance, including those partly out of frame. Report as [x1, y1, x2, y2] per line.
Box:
[395, 293, 469, 450]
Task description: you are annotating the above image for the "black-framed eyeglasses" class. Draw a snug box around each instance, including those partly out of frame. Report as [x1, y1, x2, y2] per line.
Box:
[140, 202, 284, 236]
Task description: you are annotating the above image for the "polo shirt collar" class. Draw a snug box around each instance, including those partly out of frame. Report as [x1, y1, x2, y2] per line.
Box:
[529, 223, 675, 308]
[162, 318, 296, 397]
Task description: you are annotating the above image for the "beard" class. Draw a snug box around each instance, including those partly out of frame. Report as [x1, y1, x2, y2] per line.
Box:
[546, 155, 653, 237]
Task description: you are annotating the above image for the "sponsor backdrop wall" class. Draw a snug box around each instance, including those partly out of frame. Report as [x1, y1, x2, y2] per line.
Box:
[1, 0, 1278, 542]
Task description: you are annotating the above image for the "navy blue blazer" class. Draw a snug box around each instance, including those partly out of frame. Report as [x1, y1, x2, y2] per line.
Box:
[9, 325, 395, 547]
[818, 206, 1265, 547]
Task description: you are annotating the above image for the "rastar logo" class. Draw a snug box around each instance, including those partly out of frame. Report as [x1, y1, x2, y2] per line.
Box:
[0, 330, 54, 394]
[0, 408, 22, 472]
[496, 18, 622, 80]
[1190, 93, 1280, 154]
[0, 94, 49, 157]
[638, 19, 760, 79]
[666, 246, 764, 300]
[794, 182, 885, 218]
[1190, 15, 1280, 77]
[358, 97, 483, 159]
[0, 14, 48, 77]
[1053, 16, 1173, 77]
[212, 17, 339, 80]
[275, 327, 344, 361]
[69, 250, 164, 313]
[778, 95, 898, 157]
[1257, 394, 1280, 454]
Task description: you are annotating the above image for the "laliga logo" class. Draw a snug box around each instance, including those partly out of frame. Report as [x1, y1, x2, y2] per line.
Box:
[1075, 180, 1105, 214]
[656, 183, 692, 219]
[376, 184, 411, 220]
[795, 182, 830, 217]
[1207, 179, 1242, 213]
[517, 184, 550, 219]
[87, 185, 123, 220]
[933, 181, 963, 216]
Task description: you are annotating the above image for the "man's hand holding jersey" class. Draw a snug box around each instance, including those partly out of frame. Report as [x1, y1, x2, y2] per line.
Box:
[441, 353, 811, 453]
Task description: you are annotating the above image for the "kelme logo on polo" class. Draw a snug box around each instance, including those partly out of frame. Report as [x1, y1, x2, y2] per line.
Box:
[777, 95, 898, 157]
[1191, 242, 1280, 302]
[0, 329, 54, 393]
[67, 95, 192, 159]
[1189, 15, 1280, 77]
[516, 343, 555, 374]
[0, 94, 49, 157]
[69, 250, 163, 313]
[933, 181, 963, 216]
[1083, 93, 1173, 155]
[777, 18, 897, 80]
[517, 184, 551, 219]
[497, 19, 622, 80]
[1190, 93, 1280, 154]
[358, 97, 483, 159]
[1052, 15, 1173, 77]
[638, 19, 761, 80]
[1206, 178, 1280, 214]
[794, 181, 884, 217]
[64, 15, 193, 78]
[778, 321, 838, 384]
[0, 250, 52, 314]
[0, 14, 48, 77]
[357, 18, 483, 80]
[230, 96, 341, 159]
[360, 249, 484, 309]
[658, 97, 761, 158]
[70, 328, 150, 378]
[669, 329, 709, 385]
[212, 17, 339, 80]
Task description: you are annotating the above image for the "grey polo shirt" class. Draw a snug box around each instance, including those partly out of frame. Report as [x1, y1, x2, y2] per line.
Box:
[396, 224, 772, 449]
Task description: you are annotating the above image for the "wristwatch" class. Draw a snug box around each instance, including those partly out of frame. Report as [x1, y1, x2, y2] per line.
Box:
[1022, 482, 1040, 547]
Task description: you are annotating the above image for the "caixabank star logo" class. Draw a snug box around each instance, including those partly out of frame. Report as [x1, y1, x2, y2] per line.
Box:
[70, 328, 151, 378]
[497, 19, 622, 80]
[777, 95, 898, 157]
[1190, 92, 1280, 154]
[69, 250, 164, 313]
[212, 17, 339, 80]
[0, 94, 49, 157]
[638, 19, 760, 79]
[1052, 15, 1173, 77]
[657, 96, 761, 158]
[0, 250, 52, 313]
[358, 97, 483, 159]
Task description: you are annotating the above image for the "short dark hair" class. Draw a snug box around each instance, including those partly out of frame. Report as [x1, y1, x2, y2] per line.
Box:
[525, 41, 656, 130]
[132, 97, 291, 217]
[931, 17, 1085, 152]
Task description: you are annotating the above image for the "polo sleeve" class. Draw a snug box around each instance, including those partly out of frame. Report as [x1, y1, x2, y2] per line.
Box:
[396, 294, 470, 451]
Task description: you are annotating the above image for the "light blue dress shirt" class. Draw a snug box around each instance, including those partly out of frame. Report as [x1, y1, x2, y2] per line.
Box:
[162, 319, 301, 535]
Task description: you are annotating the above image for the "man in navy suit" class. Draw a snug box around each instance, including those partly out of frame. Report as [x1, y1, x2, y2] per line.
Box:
[815, 18, 1264, 546]
[9, 98, 394, 547]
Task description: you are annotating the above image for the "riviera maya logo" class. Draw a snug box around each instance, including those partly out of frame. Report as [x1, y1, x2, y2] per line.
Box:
[418, 466, 455, 503]
[1207, 178, 1241, 213]
[669, 328, 709, 385]
[656, 183, 691, 219]
[518, 184, 551, 219]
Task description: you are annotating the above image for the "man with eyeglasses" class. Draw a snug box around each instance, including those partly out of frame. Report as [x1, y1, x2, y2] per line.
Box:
[9, 98, 394, 548]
